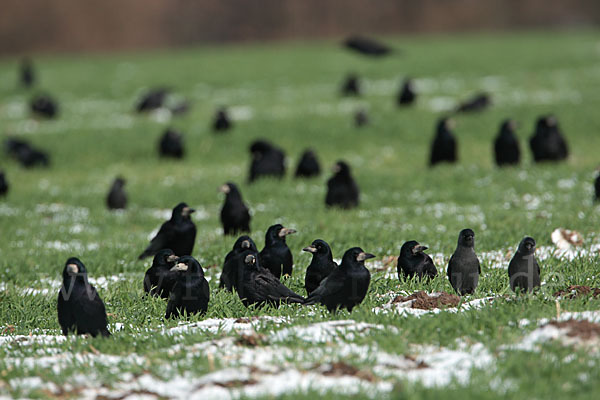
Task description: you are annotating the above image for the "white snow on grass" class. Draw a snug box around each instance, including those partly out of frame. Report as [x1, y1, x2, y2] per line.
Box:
[271, 320, 396, 343]
[166, 316, 289, 336]
[372, 292, 495, 316]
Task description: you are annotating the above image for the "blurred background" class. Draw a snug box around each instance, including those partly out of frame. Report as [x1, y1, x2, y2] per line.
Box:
[1, 0, 600, 55]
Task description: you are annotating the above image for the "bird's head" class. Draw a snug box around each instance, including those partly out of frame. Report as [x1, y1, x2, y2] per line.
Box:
[62, 257, 88, 282]
[401, 240, 428, 258]
[172, 202, 195, 220]
[233, 235, 257, 252]
[518, 237, 536, 255]
[153, 249, 178, 268]
[303, 239, 332, 257]
[170, 255, 203, 276]
[342, 247, 375, 266]
[332, 160, 350, 175]
[458, 229, 475, 248]
[242, 251, 259, 270]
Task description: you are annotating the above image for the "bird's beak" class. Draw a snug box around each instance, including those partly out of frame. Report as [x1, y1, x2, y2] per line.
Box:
[242, 240, 251, 249]
[182, 207, 196, 216]
[244, 254, 256, 264]
[332, 164, 341, 173]
[446, 119, 456, 129]
[303, 245, 317, 253]
[278, 228, 296, 237]
[66, 264, 79, 275]
[357, 252, 376, 261]
[412, 245, 428, 254]
[218, 184, 230, 194]
[167, 254, 179, 263]
[170, 262, 188, 272]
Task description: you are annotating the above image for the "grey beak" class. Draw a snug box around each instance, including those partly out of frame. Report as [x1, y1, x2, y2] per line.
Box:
[412, 245, 428, 254]
[278, 228, 297, 237]
[218, 184, 230, 194]
[242, 240, 251, 249]
[244, 254, 256, 264]
[303, 246, 317, 253]
[357, 252, 376, 261]
[66, 264, 78, 275]
[167, 254, 179, 263]
[170, 262, 188, 272]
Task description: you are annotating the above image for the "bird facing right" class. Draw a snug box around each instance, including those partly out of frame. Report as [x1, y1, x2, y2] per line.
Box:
[31, 94, 58, 119]
[494, 119, 520, 167]
[508, 237, 541, 293]
[303, 239, 337, 295]
[429, 118, 457, 166]
[138, 202, 196, 259]
[447, 229, 481, 296]
[325, 161, 359, 209]
[219, 182, 251, 236]
[165, 256, 210, 319]
[106, 177, 127, 210]
[397, 240, 437, 281]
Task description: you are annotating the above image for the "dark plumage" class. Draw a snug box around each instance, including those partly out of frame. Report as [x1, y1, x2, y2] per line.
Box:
[447, 229, 481, 296]
[295, 149, 321, 178]
[31, 94, 58, 119]
[233, 251, 305, 308]
[326, 161, 359, 209]
[494, 119, 520, 167]
[303, 239, 337, 295]
[106, 177, 127, 210]
[143, 249, 179, 298]
[354, 109, 369, 127]
[20, 58, 35, 88]
[57, 258, 110, 337]
[0, 171, 8, 197]
[429, 118, 457, 166]
[220, 235, 258, 291]
[159, 128, 184, 159]
[508, 237, 541, 293]
[304, 247, 373, 312]
[595, 173, 600, 202]
[341, 74, 361, 96]
[4, 138, 49, 168]
[259, 224, 296, 279]
[529, 115, 568, 162]
[397, 241, 437, 280]
[344, 36, 391, 56]
[138, 202, 196, 259]
[456, 93, 491, 113]
[170, 100, 190, 115]
[213, 108, 232, 132]
[219, 182, 251, 235]
[165, 256, 210, 319]
[248, 140, 286, 182]
[397, 79, 416, 106]
[136, 88, 169, 112]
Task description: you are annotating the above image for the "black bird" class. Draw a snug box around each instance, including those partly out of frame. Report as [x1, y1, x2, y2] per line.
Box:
[529, 115, 568, 162]
[248, 140, 286, 182]
[4, 138, 50, 168]
[295, 149, 321, 178]
[397, 78, 416, 106]
[397, 241, 437, 280]
[354, 109, 369, 127]
[0, 171, 8, 197]
[341, 74, 361, 96]
[494, 119, 520, 166]
[143, 249, 179, 298]
[456, 93, 491, 113]
[219, 182, 251, 235]
[595, 173, 600, 202]
[447, 229, 481, 296]
[106, 177, 127, 210]
[57, 257, 110, 337]
[303, 239, 337, 295]
[213, 108, 232, 132]
[259, 224, 296, 279]
[326, 161, 359, 209]
[136, 88, 169, 112]
[304, 247, 374, 312]
[31, 94, 58, 118]
[170, 100, 190, 116]
[165, 256, 210, 319]
[159, 128, 184, 159]
[344, 36, 391, 57]
[429, 118, 457, 166]
[138, 202, 196, 259]
[508, 237, 541, 293]
[219, 235, 258, 291]
[20, 58, 35, 88]
[233, 251, 305, 308]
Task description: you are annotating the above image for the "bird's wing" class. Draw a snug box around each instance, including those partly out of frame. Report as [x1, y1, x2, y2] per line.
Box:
[165, 284, 182, 319]
[256, 274, 304, 303]
[57, 290, 75, 335]
[423, 255, 438, 277]
[304, 269, 345, 305]
[138, 222, 173, 259]
[74, 286, 109, 329]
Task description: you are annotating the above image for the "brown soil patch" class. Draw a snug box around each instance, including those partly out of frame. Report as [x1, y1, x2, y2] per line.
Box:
[212, 379, 259, 388]
[553, 285, 600, 299]
[235, 333, 267, 347]
[320, 361, 376, 382]
[392, 291, 460, 310]
[548, 319, 600, 340]
[558, 229, 583, 247]
[404, 354, 430, 369]
[234, 317, 259, 323]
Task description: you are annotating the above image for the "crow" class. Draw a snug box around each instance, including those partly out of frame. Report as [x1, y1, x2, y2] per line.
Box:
[326, 161, 359, 209]
[341, 74, 361, 96]
[31, 94, 58, 118]
[303, 239, 337, 295]
[447, 229, 480, 295]
[219, 235, 258, 291]
[57, 257, 111, 337]
[248, 140, 286, 182]
[295, 149, 321, 178]
[397, 78, 416, 106]
[494, 119, 520, 166]
[136, 88, 169, 112]
[143, 249, 179, 299]
[259, 224, 296, 279]
[304, 247, 374, 312]
[138, 202, 196, 259]
[213, 108, 232, 132]
[354, 109, 369, 127]
[456, 93, 491, 113]
[429, 117, 457, 166]
[344, 36, 391, 56]
[20, 58, 35, 88]
[508, 237, 541, 293]
[0, 171, 8, 197]
[4, 138, 50, 168]
[165, 256, 210, 319]
[159, 128, 184, 159]
[595, 172, 600, 202]
[397, 240, 437, 280]
[106, 177, 127, 210]
[529, 115, 568, 162]
[219, 182, 251, 236]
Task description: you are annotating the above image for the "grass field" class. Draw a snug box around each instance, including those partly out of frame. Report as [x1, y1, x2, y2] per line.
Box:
[1, 30, 600, 399]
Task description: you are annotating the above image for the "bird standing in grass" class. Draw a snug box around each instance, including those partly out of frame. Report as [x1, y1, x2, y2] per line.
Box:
[455, 93, 491, 113]
[494, 119, 520, 167]
[213, 108, 232, 132]
[0, 171, 8, 197]
[4, 138, 50, 168]
[57, 257, 111, 337]
[447, 229, 480, 295]
[341, 74, 361, 96]
[354, 109, 369, 127]
[136, 88, 168, 112]
[303, 239, 337, 295]
[508, 237, 541, 293]
[529, 115, 568, 162]
[138, 202, 196, 259]
[165, 256, 210, 319]
[20, 58, 35, 88]
[106, 177, 127, 210]
[295, 149, 321, 178]
[248, 140, 286, 182]
[159, 128, 184, 159]
[344, 36, 391, 56]
[304, 247, 373, 312]
[595, 172, 600, 202]
[397, 78, 416, 106]
[220, 235, 258, 291]
[326, 161, 359, 209]
[219, 182, 251, 236]
[31, 94, 58, 118]
[143, 249, 179, 298]
[259, 224, 296, 279]
[397, 240, 437, 281]
[429, 117, 457, 166]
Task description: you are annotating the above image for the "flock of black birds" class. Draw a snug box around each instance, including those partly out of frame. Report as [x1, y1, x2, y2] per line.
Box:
[1, 36, 599, 338]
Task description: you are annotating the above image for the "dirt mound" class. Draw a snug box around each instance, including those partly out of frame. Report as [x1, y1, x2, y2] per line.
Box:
[319, 361, 376, 382]
[548, 319, 600, 340]
[553, 285, 600, 299]
[392, 291, 460, 310]
[235, 333, 266, 347]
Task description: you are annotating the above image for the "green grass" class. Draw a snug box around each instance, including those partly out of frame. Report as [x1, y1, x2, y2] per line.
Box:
[1, 30, 600, 398]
